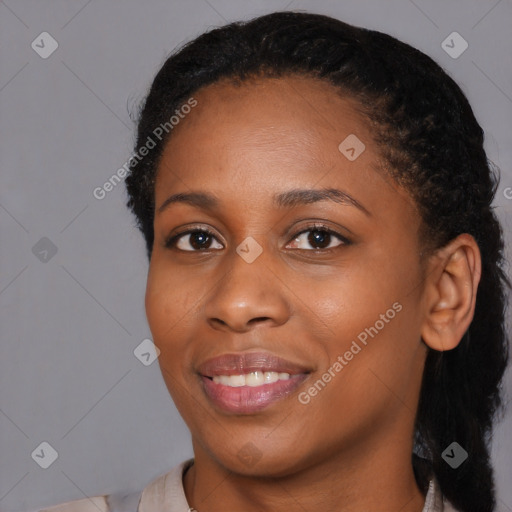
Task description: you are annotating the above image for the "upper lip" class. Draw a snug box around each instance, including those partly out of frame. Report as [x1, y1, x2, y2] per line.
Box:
[198, 352, 311, 377]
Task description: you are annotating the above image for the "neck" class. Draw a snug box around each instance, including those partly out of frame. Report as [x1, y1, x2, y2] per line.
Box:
[183, 432, 426, 512]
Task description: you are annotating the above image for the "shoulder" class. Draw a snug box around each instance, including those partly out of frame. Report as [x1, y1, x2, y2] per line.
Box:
[36, 495, 109, 512]
[137, 458, 193, 510]
[33, 459, 194, 512]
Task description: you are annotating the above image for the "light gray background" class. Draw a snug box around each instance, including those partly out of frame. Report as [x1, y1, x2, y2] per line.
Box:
[1, 1, 511, 511]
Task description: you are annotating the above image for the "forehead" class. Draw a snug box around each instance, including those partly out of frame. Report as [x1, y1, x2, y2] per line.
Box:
[154, 74, 418, 225]
[157, 75, 378, 186]
[170, 74, 368, 144]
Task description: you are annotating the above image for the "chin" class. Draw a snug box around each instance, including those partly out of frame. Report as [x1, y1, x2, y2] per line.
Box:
[203, 439, 313, 479]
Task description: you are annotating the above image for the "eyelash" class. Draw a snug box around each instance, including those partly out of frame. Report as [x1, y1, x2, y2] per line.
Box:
[164, 223, 351, 253]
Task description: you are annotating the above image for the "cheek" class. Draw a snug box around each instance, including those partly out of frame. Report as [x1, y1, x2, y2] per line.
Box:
[317, 263, 423, 404]
[312, 254, 413, 329]
[144, 262, 196, 351]
[145, 274, 170, 339]
[312, 245, 422, 376]
[144, 266, 199, 410]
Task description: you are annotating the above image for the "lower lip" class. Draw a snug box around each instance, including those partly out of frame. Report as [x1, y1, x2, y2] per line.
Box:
[201, 374, 309, 414]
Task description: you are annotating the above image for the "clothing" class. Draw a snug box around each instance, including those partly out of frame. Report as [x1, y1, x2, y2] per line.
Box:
[34, 458, 459, 512]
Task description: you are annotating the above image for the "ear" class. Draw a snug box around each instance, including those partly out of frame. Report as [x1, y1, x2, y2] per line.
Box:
[421, 233, 482, 352]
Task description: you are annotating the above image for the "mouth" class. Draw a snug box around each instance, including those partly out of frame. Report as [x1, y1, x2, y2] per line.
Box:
[197, 352, 311, 414]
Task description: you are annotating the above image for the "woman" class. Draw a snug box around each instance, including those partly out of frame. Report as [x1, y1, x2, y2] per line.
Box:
[37, 10, 509, 512]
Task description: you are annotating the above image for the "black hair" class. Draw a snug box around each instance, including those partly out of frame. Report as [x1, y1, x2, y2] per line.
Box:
[125, 11, 510, 511]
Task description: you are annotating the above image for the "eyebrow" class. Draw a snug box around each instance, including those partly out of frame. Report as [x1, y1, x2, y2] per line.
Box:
[157, 187, 371, 216]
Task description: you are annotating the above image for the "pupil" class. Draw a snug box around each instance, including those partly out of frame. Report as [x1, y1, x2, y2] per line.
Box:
[308, 230, 330, 249]
[191, 232, 210, 250]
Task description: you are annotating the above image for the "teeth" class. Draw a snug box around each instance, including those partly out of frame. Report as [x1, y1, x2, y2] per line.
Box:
[229, 374, 246, 387]
[212, 371, 291, 387]
[264, 371, 279, 384]
[245, 371, 264, 386]
[219, 375, 231, 385]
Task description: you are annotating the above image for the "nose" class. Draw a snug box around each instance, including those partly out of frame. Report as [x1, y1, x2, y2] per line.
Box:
[204, 249, 290, 333]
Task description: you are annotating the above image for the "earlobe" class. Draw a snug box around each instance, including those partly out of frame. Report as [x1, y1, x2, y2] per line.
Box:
[421, 234, 482, 352]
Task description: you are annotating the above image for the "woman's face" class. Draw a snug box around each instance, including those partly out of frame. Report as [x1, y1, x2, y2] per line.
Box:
[146, 75, 429, 476]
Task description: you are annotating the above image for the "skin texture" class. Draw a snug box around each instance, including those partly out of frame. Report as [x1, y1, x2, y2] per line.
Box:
[145, 75, 481, 512]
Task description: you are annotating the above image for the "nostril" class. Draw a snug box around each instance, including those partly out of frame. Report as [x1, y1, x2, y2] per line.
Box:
[248, 317, 271, 325]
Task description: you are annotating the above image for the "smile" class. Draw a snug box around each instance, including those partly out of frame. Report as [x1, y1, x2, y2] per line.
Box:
[197, 352, 311, 414]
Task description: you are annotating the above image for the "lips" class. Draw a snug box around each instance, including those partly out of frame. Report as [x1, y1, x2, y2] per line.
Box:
[197, 352, 311, 414]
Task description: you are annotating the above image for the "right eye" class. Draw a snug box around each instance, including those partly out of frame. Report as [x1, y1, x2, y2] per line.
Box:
[165, 228, 223, 252]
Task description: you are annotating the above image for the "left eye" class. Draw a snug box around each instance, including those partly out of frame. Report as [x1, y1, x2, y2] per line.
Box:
[286, 227, 347, 251]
